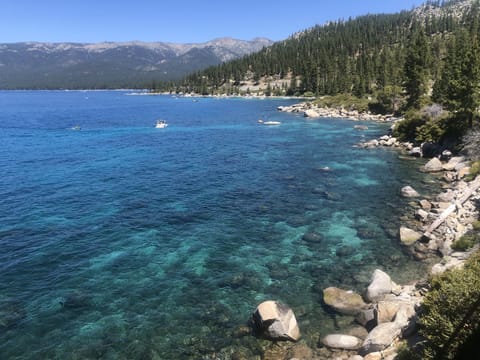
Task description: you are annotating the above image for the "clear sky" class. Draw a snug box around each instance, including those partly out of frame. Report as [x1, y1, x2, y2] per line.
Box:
[1, 0, 426, 44]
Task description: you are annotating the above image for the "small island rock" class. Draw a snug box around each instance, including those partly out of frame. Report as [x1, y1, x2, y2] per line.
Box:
[252, 300, 300, 342]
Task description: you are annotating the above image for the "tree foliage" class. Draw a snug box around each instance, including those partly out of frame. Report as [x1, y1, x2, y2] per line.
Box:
[419, 250, 480, 360]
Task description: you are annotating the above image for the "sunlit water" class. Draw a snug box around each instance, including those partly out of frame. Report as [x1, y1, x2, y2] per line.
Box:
[0, 91, 439, 359]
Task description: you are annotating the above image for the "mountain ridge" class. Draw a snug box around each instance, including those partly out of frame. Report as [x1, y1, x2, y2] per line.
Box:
[0, 37, 273, 89]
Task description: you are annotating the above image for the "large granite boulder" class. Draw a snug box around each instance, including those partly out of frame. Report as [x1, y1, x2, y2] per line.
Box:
[422, 157, 443, 172]
[375, 301, 401, 324]
[321, 334, 363, 350]
[366, 270, 393, 302]
[360, 322, 402, 355]
[323, 287, 368, 315]
[399, 226, 423, 246]
[252, 301, 300, 341]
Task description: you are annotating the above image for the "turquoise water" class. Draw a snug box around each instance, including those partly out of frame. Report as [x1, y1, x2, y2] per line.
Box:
[0, 91, 438, 359]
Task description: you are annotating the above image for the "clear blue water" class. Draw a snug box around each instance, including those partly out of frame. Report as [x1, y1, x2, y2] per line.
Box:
[0, 91, 438, 359]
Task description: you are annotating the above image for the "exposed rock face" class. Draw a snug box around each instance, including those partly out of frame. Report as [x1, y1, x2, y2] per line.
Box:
[399, 226, 423, 246]
[366, 270, 393, 302]
[422, 157, 443, 172]
[401, 185, 420, 198]
[252, 301, 300, 341]
[321, 334, 363, 350]
[323, 287, 368, 315]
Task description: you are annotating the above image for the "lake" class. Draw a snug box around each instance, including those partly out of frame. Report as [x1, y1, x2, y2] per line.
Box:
[0, 91, 438, 359]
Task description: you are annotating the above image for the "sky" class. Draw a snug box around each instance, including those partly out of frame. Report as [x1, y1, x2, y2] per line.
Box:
[0, 0, 427, 44]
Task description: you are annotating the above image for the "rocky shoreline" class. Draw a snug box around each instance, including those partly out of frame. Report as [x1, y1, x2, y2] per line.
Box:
[235, 120, 480, 359]
[277, 102, 401, 122]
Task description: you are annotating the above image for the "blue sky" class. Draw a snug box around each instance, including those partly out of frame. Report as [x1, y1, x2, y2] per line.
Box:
[1, 0, 426, 44]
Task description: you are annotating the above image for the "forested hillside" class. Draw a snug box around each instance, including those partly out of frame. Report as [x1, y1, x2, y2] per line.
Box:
[167, 0, 479, 105]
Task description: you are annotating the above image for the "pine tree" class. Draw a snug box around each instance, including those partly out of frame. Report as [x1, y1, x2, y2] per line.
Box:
[404, 27, 431, 109]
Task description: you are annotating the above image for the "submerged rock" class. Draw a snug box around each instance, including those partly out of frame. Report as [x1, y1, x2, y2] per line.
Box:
[323, 287, 368, 315]
[401, 186, 420, 198]
[399, 226, 423, 246]
[302, 232, 323, 244]
[252, 300, 300, 342]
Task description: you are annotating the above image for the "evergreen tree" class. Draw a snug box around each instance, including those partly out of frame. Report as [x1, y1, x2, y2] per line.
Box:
[404, 27, 431, 109]
[433, 28, 480, 127]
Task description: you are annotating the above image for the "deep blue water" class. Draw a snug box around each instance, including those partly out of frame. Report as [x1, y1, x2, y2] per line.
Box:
[0, 91, 438, 359]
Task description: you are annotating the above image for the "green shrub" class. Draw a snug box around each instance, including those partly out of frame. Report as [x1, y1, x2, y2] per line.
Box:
[472, 220, 480, 231]
[464, 161, 480, 182]
[451, 232, 480, 251]
[392, 111, 428, 142]
[419, 250, 480, 359]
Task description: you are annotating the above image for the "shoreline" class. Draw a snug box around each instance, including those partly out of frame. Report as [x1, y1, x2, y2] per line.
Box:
[277, 101, 402, 122]
[238, 102, 480, 359]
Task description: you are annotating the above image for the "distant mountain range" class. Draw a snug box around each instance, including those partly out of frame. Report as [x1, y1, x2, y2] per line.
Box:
[0, 38, 273, 89]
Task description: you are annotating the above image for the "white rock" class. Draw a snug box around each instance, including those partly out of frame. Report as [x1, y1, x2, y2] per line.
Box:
[423, 157, 443, 172]
[252, 300, 300, 341]
[366, 269, 393, 302]
[321, 334, 363, 350]
[304, 109, 320, 118]
[360, 322, 402, 355]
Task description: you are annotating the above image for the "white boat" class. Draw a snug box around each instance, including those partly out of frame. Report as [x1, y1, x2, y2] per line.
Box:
[263, 121, 281, 125]
[155, 120, 168, 128]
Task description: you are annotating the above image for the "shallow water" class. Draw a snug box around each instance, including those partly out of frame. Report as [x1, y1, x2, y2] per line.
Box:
[0, 91, 439, 359]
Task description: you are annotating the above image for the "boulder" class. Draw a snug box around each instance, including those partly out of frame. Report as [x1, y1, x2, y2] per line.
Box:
[366, 269, 393, 302]
[399, 226, 423, 246]
[252, 301, 300, 341]
[356, 308, 376, 331]
[409, 147, 422, 157]
[321, 334, 363, 350]
[375, 301, 401, 324]
[360, 322, 402, 355]
[394, 303, 417, 336]
[442, 156, 464, 171]
[304, 109, 320, 118]
[421, 142, 441, 158]
[437, 189, 455, 202]
[323, 287, 368, 315]
[422, 157, 443, 172]
[419, 199, 432, 211]
[415, 209, 429, 222]
[401, 186, 420, 198]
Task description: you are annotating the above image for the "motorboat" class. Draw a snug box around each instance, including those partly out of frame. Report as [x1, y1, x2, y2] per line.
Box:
[71, 125, 81, 131]
[155, 120, 168, 128]
[262, 121, 281, 125]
